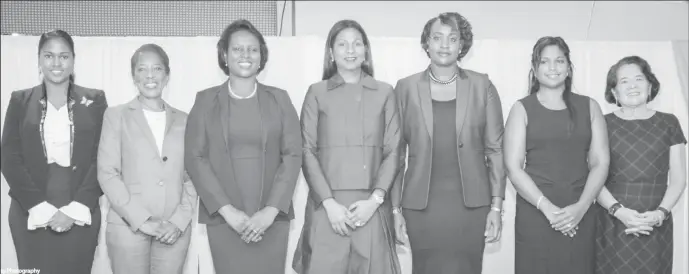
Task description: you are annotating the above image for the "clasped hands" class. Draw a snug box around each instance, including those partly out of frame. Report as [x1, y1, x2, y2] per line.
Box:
[541, 200, 587, 238]
[48, 211, 76, 233]
[220, 205, 280, 244]
[613, 208, 664, 237]
[322, 197, 380, 237]
[139, 217, 183, 245]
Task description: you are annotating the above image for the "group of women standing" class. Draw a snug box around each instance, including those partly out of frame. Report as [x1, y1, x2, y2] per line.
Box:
[1, 10, 686, 274]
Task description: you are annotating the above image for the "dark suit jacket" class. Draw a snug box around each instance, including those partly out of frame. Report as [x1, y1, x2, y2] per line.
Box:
[391, 68, 506, 209]
[185, 80, 302, 225]
[1, 84, 108, 212]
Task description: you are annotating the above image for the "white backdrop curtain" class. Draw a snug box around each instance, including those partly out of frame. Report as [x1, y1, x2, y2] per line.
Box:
[1, 36, 687, 274]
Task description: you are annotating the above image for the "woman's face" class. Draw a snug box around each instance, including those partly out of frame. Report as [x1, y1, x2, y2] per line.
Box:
[133, 51, 169, 99]
[39, 38, 74, 84]
[426, 20, 461, 67]
[330, 27, 367, 73]
[613, 63, 651, 107]
[225, 30, 261, 78]
[534, 45, 569, 89]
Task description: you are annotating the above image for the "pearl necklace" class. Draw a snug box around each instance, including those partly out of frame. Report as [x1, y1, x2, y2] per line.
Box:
[229, 82, 257, 99]
[429, 70, 458, 85]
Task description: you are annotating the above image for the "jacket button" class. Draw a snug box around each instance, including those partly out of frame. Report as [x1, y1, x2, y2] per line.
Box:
[72, 166, 77, 171]
[458, 143, 464, 148]
[158, 181, 164, 186]
[162, 156, 168, 162]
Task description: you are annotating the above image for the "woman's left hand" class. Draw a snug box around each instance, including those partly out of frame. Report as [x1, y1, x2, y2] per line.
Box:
[48, 211, 75, 233]
[242, 207, 279, 243]
[551, 202, 588, 233]
[639, 210, 666, 227]
[348, 199, 379, 228]
[156, 221, 182, 245]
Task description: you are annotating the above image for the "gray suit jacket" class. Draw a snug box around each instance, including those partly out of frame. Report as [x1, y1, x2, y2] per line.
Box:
[391, 67, 507, 209]
[97, 98, 196, 232]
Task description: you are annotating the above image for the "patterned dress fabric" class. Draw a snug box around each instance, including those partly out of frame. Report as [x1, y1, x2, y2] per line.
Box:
[595, 112, 687, 274]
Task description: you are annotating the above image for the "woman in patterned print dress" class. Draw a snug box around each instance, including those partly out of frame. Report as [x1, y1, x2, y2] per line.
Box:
[595, 56, 687, 274]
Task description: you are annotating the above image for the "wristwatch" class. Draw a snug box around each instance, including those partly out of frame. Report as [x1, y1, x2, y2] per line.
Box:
[370, 193, 385, 205]
[657, 206, 670, 220]
[608, 203, 623, 216]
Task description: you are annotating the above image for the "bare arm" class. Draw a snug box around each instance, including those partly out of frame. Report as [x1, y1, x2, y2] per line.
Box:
[575, 99, 610, 207]
[504, 101, 546, 206]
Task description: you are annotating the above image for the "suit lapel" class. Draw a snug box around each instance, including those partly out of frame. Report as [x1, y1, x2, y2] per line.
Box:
[129, 99, 162, 158]
[163, 102, 176, 137]
[256, 83, 269, 151]
[455, 70, 472, 136]
[216, 80, 232, 151]
[417, 72, 434, 139]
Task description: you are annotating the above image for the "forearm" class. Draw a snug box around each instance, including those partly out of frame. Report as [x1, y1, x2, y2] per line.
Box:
[596, 186, 619, 209]
[506, 167, 545, 207]
[658, 179, 687, 211]
[576, 164, 608, 206]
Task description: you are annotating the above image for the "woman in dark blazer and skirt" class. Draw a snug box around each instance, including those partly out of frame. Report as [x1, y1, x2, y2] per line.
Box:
[390, 12, 507, 274]
[184, 20, 302, 274]
[1, 29, 108, 273]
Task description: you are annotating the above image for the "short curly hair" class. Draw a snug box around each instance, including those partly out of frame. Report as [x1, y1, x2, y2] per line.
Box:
[216, 19, 269, 75]
[604, 56, 660, 106]
[420, 12, 473, 62]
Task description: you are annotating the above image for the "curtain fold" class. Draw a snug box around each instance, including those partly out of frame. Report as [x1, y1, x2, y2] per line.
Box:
[1, 36, 687, 274]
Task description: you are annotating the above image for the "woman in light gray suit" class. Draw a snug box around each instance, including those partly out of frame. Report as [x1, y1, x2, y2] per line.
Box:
[97, 44, 197, 274]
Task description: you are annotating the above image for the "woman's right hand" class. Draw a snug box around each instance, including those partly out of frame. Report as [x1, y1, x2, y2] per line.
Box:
[322, 198, 355, 237]
[219, 205, 250, 234]
[614, 207, 654, 236]
[393, 210, 408, 245]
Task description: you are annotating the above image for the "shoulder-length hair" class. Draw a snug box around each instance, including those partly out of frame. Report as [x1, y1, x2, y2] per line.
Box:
[322, 19, 374, 80]
[216, 19, 269, 75]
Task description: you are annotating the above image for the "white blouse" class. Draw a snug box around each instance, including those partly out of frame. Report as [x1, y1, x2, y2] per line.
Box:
[27, 101, 91, 230]
[43, 102, 71, 167]
[143, 109, 167, 156]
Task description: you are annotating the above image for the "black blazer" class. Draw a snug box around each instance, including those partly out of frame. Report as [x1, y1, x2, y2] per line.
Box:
[391, 68, 506, 210]
[185, 80, 302, 225]
[1, 84, 108, 212]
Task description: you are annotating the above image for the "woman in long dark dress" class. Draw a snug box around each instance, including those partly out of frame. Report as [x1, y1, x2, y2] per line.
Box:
[185, 19, 302, 274]
[504, 36, 610, 274]
[595, 56, 687, 274]
[1, 29, 108, 273]
[390, 12, 506, 274]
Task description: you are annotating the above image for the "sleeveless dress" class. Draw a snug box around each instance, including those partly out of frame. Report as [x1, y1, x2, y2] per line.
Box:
[595, 112, 686, 274]
[514, 93, 596, 274]
[402, 98, 489, 274]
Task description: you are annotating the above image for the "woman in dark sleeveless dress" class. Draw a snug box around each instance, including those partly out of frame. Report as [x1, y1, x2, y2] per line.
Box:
[595, 56, 687, 274]
[504, 36, 610, 274]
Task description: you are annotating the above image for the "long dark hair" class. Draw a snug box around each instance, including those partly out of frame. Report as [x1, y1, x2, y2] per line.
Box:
[528, 36, 575, 131]
[38, 29, 76, 83]
[322, 19, 374, 80]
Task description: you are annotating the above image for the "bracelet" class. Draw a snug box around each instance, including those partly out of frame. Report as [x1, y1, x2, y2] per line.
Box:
[392, 207, 402, 214]
[657, 207, 670, 220]
[608, 203, 623, 216]
[536, 196, 545, 210]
